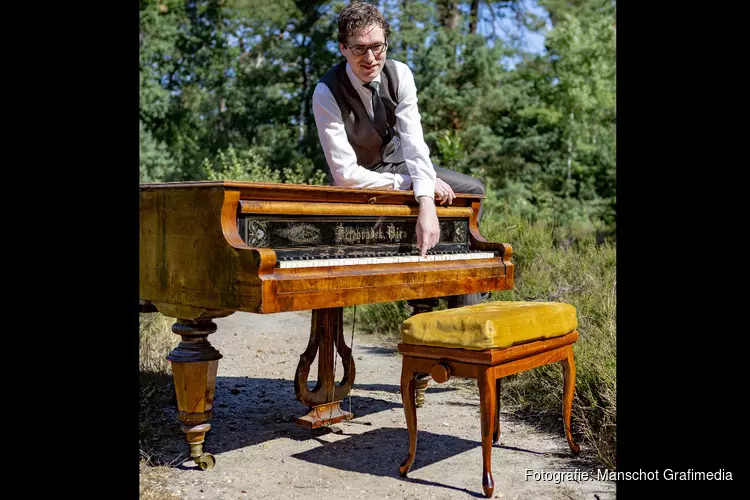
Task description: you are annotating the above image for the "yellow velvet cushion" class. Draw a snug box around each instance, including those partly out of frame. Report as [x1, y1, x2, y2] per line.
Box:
[401, 301, 577, 350]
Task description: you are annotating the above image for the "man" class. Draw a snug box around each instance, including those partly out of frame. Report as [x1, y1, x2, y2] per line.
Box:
[312, 1, 486, 307]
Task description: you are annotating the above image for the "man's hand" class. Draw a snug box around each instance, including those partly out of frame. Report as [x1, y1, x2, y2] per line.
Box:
[434, 178, 455, 205]
[416, 196, 440, 257]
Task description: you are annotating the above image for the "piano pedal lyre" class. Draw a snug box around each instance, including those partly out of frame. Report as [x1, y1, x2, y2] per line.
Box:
[294, 307, 356, 428]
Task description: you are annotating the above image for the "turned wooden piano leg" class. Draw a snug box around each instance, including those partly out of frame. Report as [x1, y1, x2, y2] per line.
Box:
[294, 307, 356, 428]
[167, 318, 223, 470]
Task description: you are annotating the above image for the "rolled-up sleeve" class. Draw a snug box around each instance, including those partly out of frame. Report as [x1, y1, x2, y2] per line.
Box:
[394, 62, 436, 199]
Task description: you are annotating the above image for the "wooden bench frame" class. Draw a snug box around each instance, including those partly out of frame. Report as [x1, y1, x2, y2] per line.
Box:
[397, 330, 581, 498]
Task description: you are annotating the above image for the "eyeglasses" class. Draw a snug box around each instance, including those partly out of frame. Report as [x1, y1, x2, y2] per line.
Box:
[346, 42, 388, 56]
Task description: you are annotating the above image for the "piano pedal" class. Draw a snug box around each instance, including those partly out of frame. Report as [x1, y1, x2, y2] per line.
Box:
[295, 401, 354, 429]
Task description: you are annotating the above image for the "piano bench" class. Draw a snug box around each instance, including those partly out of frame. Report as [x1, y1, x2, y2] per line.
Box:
[396, 301, 581, 498]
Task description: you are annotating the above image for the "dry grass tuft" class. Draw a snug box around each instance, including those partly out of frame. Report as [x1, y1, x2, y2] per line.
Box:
[139, 313, 181, 465]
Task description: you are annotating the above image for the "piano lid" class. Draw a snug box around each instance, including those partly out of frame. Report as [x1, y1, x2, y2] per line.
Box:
[139, 180, 485, 206]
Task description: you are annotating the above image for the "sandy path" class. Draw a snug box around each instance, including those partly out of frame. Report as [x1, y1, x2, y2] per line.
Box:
[140, 310, 615, 499]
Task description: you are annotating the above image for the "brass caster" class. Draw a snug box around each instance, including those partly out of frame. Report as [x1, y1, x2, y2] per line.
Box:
[195, 453, 216, 470]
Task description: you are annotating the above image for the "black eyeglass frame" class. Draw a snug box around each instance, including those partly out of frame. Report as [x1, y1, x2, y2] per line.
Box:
[345, 42, 388, 56]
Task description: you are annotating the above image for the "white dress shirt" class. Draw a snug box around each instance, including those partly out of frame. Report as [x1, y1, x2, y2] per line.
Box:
[312, 60, 436, 200]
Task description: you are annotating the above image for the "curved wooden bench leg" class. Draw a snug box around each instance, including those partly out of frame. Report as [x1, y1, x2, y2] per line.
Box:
[477, 369, 496, 498]
[492, 378, 502, 444]
[561, 346, 581, 455]
[399, 359, 418, 476]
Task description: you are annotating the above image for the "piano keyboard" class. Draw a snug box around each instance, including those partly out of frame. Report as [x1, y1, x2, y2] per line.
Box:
[277, 251, 496, 269]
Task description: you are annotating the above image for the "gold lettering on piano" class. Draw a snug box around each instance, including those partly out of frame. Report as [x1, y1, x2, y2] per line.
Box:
[387, 224, 397, 241]
[334, 222, 408, 244]
[387, 223, 408, 242]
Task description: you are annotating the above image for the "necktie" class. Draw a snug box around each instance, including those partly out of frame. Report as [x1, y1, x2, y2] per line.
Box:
[364, 81, 389, 140]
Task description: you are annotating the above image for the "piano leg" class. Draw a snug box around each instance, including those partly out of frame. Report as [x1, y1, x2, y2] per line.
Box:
[166, 317, 224, 470]
[407, 298, 440, 408]
[294, 307, 356, 428]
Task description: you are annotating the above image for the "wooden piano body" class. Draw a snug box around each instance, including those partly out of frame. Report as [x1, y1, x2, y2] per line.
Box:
[139, 181, 513, 469]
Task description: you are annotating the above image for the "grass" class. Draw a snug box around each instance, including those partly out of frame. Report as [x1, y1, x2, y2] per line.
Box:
[347, 215, 617, 469]
[139, 461, 181, 499]
[488, 215, 616, 469]
[139, 312, 180, 466]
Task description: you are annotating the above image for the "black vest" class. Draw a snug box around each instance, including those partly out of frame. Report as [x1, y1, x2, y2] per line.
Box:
[319, 59, 404, 168]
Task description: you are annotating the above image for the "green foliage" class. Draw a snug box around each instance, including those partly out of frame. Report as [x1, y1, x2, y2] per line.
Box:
[202, 146, 282, 182]
[140, 120, 179, 183]
[435, 130, 467, 172]
[202, 146, 328, 184]
[282, 158, 329, 185]
[475, 10, 616, 229]
[140, 1, 616, 230]
[486, 214, 616, 469]
[344, 300, 413, 337]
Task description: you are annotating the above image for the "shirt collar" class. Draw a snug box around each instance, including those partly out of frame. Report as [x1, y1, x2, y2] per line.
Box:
[345, 62, 381, 89]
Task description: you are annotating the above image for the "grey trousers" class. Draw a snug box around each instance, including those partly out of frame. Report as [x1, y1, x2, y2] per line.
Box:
[372, 162, 486, 223]
[371, 162, 487, 309]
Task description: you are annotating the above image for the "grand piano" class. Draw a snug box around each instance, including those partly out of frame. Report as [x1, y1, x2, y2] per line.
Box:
[139, 181, 513, 469]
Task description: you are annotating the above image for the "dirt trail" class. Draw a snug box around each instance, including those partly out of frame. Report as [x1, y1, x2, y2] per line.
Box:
[140, 310, 615, 499]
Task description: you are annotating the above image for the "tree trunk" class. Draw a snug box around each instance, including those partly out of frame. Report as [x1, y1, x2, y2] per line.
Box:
[470, 0, 480, 34]
[299, 53, 308, 144]
[567, 112, 574, 182]
[401, 0, 409, 54]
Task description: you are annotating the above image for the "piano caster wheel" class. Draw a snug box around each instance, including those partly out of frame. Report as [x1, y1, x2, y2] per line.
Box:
[195, 453, 216, 471]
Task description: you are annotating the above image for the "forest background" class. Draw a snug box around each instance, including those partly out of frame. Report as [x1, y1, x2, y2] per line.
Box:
[139, 0, 617, 468]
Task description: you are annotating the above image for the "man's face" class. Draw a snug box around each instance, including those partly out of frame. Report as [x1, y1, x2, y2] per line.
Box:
[340, 24, 387, 83]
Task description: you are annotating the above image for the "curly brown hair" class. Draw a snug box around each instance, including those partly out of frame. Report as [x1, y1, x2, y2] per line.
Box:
[337, 1, 391, 45]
